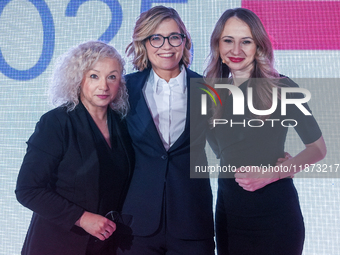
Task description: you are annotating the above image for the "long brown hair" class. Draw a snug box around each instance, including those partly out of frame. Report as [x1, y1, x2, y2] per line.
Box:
[204, 8, 280, 117]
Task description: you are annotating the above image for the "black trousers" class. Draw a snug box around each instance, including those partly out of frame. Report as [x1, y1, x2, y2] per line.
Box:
[116, 210, 215, 255]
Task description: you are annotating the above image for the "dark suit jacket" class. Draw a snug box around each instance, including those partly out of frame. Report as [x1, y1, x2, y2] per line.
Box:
[122, 68, 214, 239]
[15, 102, 134, 255]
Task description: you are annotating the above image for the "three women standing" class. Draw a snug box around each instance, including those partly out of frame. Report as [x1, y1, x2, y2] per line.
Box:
[16, 6, 327, 255]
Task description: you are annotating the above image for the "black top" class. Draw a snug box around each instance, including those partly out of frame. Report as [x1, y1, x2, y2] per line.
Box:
[15, 102, 134, 255]
[86, 107, 130, 215]
[208, 77, 322, 216]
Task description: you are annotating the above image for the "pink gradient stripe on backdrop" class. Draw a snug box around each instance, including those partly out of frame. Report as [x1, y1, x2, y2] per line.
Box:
[242, 0, 340, 50]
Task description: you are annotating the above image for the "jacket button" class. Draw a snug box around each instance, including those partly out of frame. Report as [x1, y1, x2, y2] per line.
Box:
[161, 155, 168, 160]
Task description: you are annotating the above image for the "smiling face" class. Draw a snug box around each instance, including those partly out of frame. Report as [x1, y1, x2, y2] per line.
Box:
[219, 17, 257, 78]
[80, 58, 121, 114]
[145, 18, 185, 80]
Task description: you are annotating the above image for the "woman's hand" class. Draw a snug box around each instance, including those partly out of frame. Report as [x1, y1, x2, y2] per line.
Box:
[276, 152, 295, 178]
[75, 211, 116, 241]
[234, 166, 279, 192]
[276, 152, 292, 166]
[235, 135, 327, 192]
[235, 152, 292, 191]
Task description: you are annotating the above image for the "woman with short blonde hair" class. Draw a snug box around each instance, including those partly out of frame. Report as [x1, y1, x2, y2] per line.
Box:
[126, 5, 192, 71]
[118, 5, 215, 255]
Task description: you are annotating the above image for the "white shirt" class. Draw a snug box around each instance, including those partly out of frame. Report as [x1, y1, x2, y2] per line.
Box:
[143, 67, 187, 151]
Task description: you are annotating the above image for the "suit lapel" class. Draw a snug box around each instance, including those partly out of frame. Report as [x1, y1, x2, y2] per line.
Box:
[127, 69, 166, 151]
[71, 102, 100, 212]
[128, 68, 201, 153]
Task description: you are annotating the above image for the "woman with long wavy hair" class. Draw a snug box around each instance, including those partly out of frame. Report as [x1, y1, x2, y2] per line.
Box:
[205, 8, 326, 255]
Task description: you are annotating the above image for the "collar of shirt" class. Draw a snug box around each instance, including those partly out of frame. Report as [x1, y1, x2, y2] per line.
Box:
[149, 66, 187, 95]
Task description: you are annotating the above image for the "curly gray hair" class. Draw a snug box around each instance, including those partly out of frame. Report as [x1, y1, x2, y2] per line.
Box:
[49, 40, 129, 117]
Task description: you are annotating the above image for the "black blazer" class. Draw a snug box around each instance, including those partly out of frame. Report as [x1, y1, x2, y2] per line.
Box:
[15, 102, 134, 255]
[122, 68, 214, 239]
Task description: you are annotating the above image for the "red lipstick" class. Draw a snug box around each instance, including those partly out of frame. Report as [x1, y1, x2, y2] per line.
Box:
[229, 57, 244, 63]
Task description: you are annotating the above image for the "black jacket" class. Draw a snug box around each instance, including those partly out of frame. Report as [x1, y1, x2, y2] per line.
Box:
[16, 102, 134, 255]
[121, 68, 214, 239]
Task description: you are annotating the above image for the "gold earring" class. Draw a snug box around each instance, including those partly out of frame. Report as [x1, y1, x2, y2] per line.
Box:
[222, 59, 226, 64]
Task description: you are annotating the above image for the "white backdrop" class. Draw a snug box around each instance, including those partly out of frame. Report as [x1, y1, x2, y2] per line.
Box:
[1, 0, 339, 254]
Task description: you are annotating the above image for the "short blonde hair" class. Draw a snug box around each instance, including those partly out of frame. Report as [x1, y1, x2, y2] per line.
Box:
[49, 41, 129, 117]
[126, 6, 192, 71]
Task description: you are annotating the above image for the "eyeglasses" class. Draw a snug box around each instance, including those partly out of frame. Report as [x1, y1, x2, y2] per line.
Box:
[147, 33, 186, 48]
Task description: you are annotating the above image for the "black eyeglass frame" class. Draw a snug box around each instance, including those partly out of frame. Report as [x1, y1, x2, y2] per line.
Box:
[147, 33, 186, 48]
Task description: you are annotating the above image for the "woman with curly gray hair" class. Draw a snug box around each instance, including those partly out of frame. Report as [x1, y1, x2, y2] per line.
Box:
[16, 41, 134, 255]
[49, 40, 129, 117]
